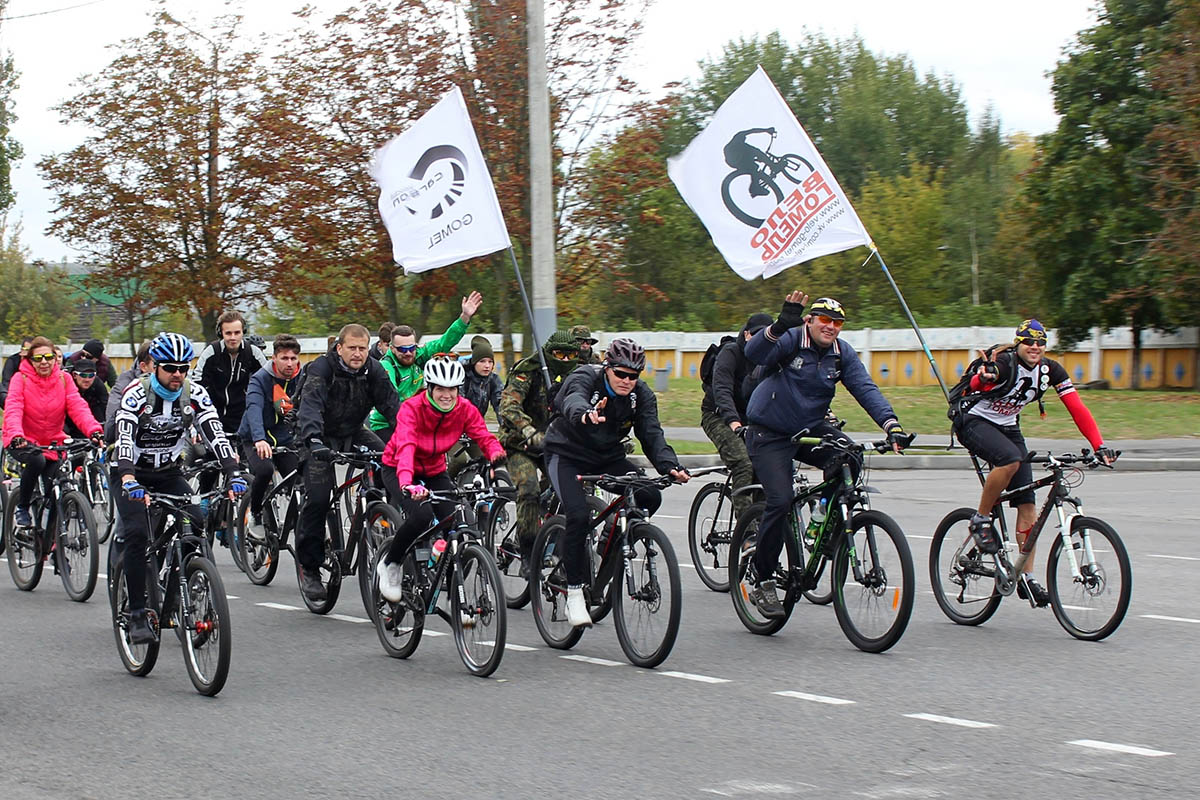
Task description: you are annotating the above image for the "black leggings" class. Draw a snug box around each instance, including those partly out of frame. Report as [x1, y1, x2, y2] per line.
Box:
[381, 466, 456, 564]
[112, 467, 195, 613]
[243, 442, 300, 515]
[11, 449, 57, 508]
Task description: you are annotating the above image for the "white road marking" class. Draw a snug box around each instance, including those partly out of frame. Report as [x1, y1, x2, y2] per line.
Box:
[1068, 739, 1173, 757]
[904, 713, 996, 729]
[257, 602, 302, 611]
[1141, 614, 1200, 624]
[327, 613, 370, 624]
[906, 534, 933, 540]
[659, 670, 731, 684]
[774, 690, 855, 705]
[1147, 554, 1200, 562]
[226, 595, 239, 600]
[561, 654, 623, 667]
[504, 643, 538, 652]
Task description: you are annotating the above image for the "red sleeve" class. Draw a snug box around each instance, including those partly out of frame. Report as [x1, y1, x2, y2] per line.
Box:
[461, 400, 506, 462]
[1059, 391, 1103, 450]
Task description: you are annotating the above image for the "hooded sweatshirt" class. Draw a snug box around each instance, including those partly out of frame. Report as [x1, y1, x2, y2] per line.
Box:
[238, 362, 301, 447]
[383, 390, 505, 486]
[2, 359, 101, 458]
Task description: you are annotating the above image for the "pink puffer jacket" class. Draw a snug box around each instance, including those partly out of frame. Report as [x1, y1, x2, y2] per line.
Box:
[2, 359, 101, 459]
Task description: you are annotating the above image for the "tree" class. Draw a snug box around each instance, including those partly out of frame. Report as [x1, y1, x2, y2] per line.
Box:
[0, 221, 74, 342]
[0, 0, 22, 213]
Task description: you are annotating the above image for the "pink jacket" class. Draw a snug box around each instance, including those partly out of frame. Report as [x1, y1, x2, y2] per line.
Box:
[2, 359, 102, 459]
[383, 391, 505, 486]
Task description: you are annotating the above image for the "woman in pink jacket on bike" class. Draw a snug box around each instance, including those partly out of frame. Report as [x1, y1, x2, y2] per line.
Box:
[376, 357, 505, 602]
[2, 337, 103, 526]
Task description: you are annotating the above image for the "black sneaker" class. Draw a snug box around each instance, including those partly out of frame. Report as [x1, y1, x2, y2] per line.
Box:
[517, 538, 535, 582]
[14, 505, 32, 527]
[749, 579, 786, 619]
[968, 514, 1000, 555]
[1018, 576, 1051, 608]
[128, 610, 158, 645]
[299, 568, 328, 602]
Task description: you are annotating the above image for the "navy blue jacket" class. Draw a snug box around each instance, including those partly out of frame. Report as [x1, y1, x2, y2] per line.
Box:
[744, 325, 897, 437]
[238, 364, 299, 447]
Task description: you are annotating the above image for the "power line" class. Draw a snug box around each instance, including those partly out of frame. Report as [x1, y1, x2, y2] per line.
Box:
[2, 0, 109, 21]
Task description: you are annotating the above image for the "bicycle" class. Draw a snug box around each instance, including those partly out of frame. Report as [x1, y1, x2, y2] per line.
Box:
[185, 455, 242, 569]
[728, 431, 917, 653]
[75, 445, 113, 544]
[689, 468, 770, 593]
[371, 485, 507, 677]
[929, 449, 1130, 641]
[3, 439, 100, 602]
[721, 130, 815, 227]
[109, 484, 232, 696]
[531, 469, 711, 668]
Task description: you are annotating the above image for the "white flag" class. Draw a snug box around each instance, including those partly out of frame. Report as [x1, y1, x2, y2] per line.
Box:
[667, 66, 871, 280]
[370, 87, 511, 274]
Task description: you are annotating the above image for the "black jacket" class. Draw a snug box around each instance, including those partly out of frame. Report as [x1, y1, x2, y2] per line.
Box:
[196, 340, 269, 434]
[462, 368, 502, 422]
[701, 330, 756, 425]
[0, 351, 20, 408]
[65, 378, 109, 438]
[296, 348, 400, 446]
[544, 365, 679, 473]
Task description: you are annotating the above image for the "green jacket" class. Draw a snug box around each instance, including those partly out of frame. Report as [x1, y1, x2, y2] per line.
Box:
[367, 316, 470, 430]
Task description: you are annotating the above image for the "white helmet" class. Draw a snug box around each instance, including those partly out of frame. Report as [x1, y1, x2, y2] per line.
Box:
[423, 357, 465, 388]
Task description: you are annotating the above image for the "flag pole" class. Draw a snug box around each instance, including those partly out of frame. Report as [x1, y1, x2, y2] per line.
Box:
[867, 243, 950, 401]
[506, 246, 555, 390]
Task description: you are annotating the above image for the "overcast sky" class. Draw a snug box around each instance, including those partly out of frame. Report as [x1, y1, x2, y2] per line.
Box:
[2, 0, 1099, 262]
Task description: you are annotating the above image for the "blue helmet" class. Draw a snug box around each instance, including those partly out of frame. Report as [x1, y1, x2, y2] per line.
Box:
[149, 332, 195, 364]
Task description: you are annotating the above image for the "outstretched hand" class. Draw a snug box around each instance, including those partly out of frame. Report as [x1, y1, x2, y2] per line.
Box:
[582, 396, 607, 425]
[461, 291, 483, 321]
[776, 290, 810, 331]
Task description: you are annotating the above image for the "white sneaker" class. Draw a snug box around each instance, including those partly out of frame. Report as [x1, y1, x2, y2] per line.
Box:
[565, 585, 592, 628]
[377, 561, 404, 603]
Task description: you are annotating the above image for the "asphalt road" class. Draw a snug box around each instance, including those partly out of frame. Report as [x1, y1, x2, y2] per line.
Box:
[1, 469, 1196, 799]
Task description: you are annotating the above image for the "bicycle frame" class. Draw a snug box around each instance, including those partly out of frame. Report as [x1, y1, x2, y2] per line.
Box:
[402, 489, 492, 620]
[139, 493, 218, 627]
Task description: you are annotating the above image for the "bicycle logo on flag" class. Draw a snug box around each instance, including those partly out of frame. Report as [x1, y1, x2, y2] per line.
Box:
[720, 127, 814, 227]
[390, 144, 468, 221]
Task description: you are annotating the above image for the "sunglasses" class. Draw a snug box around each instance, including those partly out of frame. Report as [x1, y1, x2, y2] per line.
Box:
[1017, 338, 1046, 347]
[159, 363, 191, 374]
[393, 344, 418, 353]
[814, 315, 845, 329]
[611, 368, 640, 381]
[29, 353, 56, 363]
[75, 371, 97, 379]
[549, 350, 575, 361]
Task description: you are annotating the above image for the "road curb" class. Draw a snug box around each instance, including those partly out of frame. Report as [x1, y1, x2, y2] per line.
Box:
[632, 455, 1200, 471]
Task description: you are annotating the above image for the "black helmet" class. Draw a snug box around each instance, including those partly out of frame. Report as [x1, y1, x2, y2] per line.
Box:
[604, 337, 645, 371]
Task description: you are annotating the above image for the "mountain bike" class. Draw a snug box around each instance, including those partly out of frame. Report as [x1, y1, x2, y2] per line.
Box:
[3, 440, 100, 602]
[109, 484, 232, 696]
[371, 485, 507, 677]
[728, 432, 916, 653]
[75, 445, 113, 544]
[689, 468, 770, 593]
[721, 130, 815, 227]
[929, 449, 1130, 641]
[531, 469, 713, 668]
[185, 456, 242, 569]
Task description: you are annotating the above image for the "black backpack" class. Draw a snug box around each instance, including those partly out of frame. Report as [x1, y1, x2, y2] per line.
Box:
[947, 346, 1046, 422]
[699, 336, 737, 387]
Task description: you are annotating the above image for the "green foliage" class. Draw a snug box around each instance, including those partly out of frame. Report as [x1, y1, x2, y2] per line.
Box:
[0, 1, 23, 214]
[0, 221, 74, 342]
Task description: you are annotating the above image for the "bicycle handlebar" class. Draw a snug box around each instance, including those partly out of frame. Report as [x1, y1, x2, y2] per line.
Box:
[575, 471, 685, 491]
[791, 430, 916, 454]
[10, 438, 97, 455]
[1027, 449, 1121, 469]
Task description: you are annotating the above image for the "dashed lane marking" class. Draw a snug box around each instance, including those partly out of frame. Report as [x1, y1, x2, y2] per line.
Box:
[1068, 739, 1173, 757]
[1141, 614, 1200, 624]
[257, 602, 302, 611]
[904, 713, 997, 729]
[1146, 554, 1200, 562]
[561, 654, 624, 667]
[906, 534, 933, 540]
[774, 690, 855, 705]
[658, 670, 731, 684]
[327, 613, 371, 624]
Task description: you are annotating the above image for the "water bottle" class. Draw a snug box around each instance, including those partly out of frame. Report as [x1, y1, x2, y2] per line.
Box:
[806, 498, 827, 538]
[427, 538, 447, 569]
[40, 503, 51, 530]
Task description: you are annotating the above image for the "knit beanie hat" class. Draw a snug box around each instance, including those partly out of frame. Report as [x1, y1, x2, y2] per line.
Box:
[469, 335, 494, 365]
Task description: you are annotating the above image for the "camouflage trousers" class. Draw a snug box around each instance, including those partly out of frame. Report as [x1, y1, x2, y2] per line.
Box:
[700, 409, 756, 518]
[507, 450, 548, 549]
[446, 439, 482, 480]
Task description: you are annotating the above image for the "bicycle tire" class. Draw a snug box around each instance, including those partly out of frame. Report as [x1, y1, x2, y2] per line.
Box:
[56, 491, 99, 602]
[179, 557, 232, 696]
[240, 489, 285, 586]
[228, 496, 247, 572]
[4, 496, 45, 591]
[1047, 516, 1131, 641]
[88, 461, 113, 545]
[297, 511, 343, 614]
[110, 557, 160, 677]
[451, 541, 507, 677]
[727, 502, 794, 635]
[372, 537, 424, 659]
[687, 482, 734, 593]
[486, 492, 530, 609]
[530, 515, 585, 650]
[799, 507, 834, 606]
[361, 502, 403, 619]
[613, 522, 681, 668]
[720, 169, 784, 227]
[929, 507, 1002, 626]
[832, 510, 915, 653]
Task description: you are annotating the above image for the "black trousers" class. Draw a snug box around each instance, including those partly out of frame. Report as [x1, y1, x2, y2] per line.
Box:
[11, 448, 56, 507]
[296, 429, 384, 571]
[112, 466, 195, 613]
[243, 442, 300, 515]
[380, 466, 456, 564]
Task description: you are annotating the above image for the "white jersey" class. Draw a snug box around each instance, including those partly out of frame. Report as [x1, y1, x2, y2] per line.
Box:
[967, 356, 1073, 427]
[114, 378, 236, 473]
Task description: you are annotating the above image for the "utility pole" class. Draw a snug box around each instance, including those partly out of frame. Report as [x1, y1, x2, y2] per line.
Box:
[527, 0, 556, 345]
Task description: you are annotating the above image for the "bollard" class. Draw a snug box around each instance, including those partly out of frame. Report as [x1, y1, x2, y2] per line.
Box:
[653, 365, 672, 392]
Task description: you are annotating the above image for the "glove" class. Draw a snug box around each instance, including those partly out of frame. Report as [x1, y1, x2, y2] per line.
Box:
[885, 422, 909, 451]
[1095, 446, 1117, 464]
[229, 473, 249, 495]
[89, 431, 105, 448]
[123, 479, 145, 500]
[529, 432, 545, 450]
[309, 442, 332, 461]
[9, 436, 27, 450]
[405, 484, 428, 500]
[770, 298, 807, 337]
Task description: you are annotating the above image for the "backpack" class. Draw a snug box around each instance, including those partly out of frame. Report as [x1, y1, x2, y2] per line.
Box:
[137, 374, 195, 430]
[947, 345, 1046, 423]
[699, 336, 737, 387]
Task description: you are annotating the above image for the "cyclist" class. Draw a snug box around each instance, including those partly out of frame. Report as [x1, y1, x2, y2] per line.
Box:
[66, 339, 117, 388]
[237, 333, 303, 529]
[569, 325, 601, 364]
[544, 337, 689, 627]
[722, 127, 776, 197]
[106, 341, 153, 441]
[367, 291, 484, 442]
[294, 324, 401, 602]
[64, 357, 110, 440]
[743, 293, 909, 618]
[370, 322, 395, 362]
[952, 318, 1117, 606]
[376, 358, 506, 601]
[700, 312, 773, 520]
[497, 330, 581, 574]
[2, 336, 104, 527]
[113, 332, 246, 644]
[196, 310, 269, 438]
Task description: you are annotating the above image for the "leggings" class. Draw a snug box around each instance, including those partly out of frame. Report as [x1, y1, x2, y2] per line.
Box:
[11, 448, 56, 507]
[381, 466, 456, 564]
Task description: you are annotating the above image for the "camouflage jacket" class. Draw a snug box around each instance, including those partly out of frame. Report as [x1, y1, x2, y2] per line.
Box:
[498, 357, 569, 451]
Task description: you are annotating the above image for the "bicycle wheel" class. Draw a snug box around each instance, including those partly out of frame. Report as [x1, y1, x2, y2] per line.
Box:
[240, 490, 284, 585]
[451, 541, 507, 677]
[687, 482, 734, 592]
[798, 507, 834, 606]
[929, 507, 1002, 626]
[720, 169, 784, 227]
[56, 491, 99, 602]
[227, 497, 246, 572]
[87, 461, 113, 544]
[110, 557, 160, 677]
[486, 493, 530, 609]
[1047, 516, 1131, 641]
[178, 557, 232, 695]
[297, 512, 343, 614]
[373, 538, 424, 658]
[360, 502, 403, 618]
[4, 497, 45, 591]
[530, 515, 585, 650]
[832, 510, 915, 653]
[613, 522, 681, 668]
[727, 502, 794, 635]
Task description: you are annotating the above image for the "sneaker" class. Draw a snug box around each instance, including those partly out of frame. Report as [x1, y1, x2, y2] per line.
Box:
[517, 538, 535, 582]
[377, 560, 404, 603]
[565, 585, 592, 627]
[749, 579, 786, 619]
[968, 513, 1000, 555]
[299, 568, 327, 602]
[128, 610, 158, 645]
[1018, 575, 1051, 608]
[14, 505, 31, 527]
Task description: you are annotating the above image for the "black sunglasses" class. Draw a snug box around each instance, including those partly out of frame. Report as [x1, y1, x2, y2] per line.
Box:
[611, 368, 640, 381]
[159, 363, 190, 374]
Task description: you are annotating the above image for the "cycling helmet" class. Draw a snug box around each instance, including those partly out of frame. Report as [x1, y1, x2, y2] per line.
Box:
[148, 332, 195, 364]
[807, 297, 846, 321]
[423, 357, 465, 388]
[604, 337, 646, 371]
